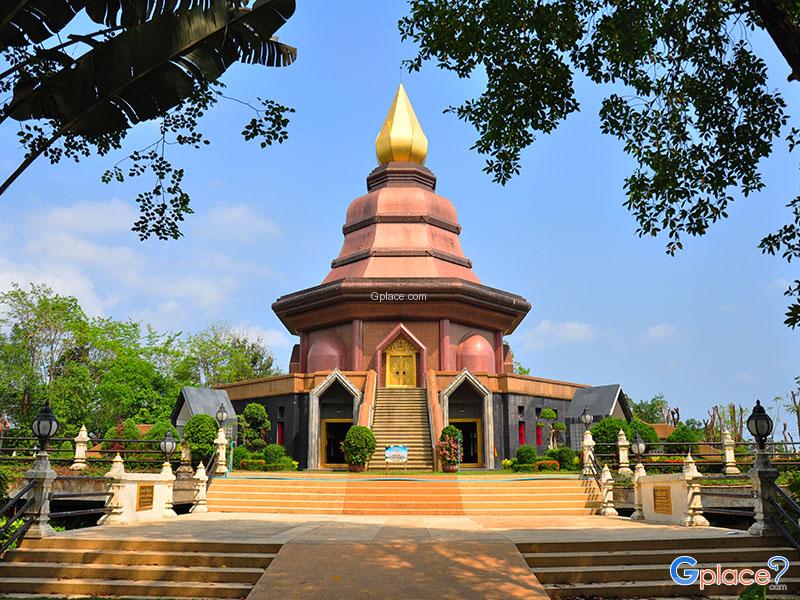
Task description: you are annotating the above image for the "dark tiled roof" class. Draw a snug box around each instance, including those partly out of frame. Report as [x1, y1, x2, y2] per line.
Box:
[566, 384, 632, 421]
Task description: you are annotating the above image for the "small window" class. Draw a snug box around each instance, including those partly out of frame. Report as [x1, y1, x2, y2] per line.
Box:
[535, 407, 542, 417]
[517, 405, 525, 418]
[277, 405, 285, 420]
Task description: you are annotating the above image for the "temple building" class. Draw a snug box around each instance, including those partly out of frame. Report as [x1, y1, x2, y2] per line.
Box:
[216, 85, 621, 469]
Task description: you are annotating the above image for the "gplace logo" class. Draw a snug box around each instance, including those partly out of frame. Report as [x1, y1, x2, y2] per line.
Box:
[670, 555, 790, 591]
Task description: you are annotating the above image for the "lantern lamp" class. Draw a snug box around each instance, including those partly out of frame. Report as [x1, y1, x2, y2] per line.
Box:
[630, 432, 646, 459]
[31, 400, 59, 451]
[580, 407, 593, 429]
[746, 399, 773, 452]
[160, 431, 177, 461]
[215, 403, 229, 428]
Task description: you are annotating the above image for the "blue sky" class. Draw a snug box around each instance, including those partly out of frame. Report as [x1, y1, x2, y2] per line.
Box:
[0, 1, 797, 423]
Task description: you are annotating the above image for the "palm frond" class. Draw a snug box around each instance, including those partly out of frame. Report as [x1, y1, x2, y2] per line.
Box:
[9, 0, 296, 137]
[0, 0, 86, 49]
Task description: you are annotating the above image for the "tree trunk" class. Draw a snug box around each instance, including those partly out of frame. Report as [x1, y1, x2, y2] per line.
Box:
[747, 0, 800, 80]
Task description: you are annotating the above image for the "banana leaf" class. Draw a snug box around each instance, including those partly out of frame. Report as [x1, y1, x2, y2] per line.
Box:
[8, 0, 296, 137]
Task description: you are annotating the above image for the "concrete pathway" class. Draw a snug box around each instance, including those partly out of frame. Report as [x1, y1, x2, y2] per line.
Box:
[54, 513, 744, 599]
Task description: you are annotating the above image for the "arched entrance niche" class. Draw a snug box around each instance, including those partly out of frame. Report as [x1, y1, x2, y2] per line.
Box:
[373, 323, 427, 388]
[308, 370, 361, 469]
[440, 369, 495, 469]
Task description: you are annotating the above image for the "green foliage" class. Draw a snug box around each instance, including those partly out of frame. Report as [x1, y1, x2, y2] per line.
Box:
[534, 459, 560, 471]
[589, 417, 629, 456]
[437, 435, 462, 466]
[240, 457, 298, 472]
[341, 425, 375, 466]
[513, 361, 531, 375]
[546, 447, 577, 470]
[263, 443, 286, 464]
[553, 422, 566, 432]
[0, 467, 8, 502]
[786, 470, 800, 499]
[0, 516, 23, 551]
[400, 0, 799, 327]
[440, 425, 462, 442]
[511, 463, 538, 473]
[628, 419, 660, 451]
[143, 420, 179, 442]
[630, 394, 669, 423]
[666, 425, 702, 455]
[500, 458, 515, 470]
[182, 414, 217, 461]
[539, 408, 557, 421]
[241, 403, 271, 452]
[232, 445, 253, 469]
[101, 418, 142, 457]
[515, 445, 537, 465]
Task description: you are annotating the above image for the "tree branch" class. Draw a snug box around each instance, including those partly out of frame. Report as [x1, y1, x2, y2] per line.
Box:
[747, 0, 800, 80]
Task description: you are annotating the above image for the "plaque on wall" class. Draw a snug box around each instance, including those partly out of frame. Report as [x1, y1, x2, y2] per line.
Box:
[653, 486, 672, 515]
[136, 483, 154, 511]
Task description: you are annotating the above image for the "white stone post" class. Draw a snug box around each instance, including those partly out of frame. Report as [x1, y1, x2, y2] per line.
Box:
[630, 461, 647, 521]
[722, 430, 741, 475]
[599, 464, 618, 516]
[98, 453, 126, 526]
[191, 462, 209, 513]
[581, 430, 596, 480]
[748, 452, 780, 536]
[176, 440, 193, 480]
[682, 453, 709, 527]
[617, 429, 633, 479]
[69, 425, 89, 471]
[161, 460, 177, 519]
[23, 450, 57, 538]
[214, 427, 228, 475]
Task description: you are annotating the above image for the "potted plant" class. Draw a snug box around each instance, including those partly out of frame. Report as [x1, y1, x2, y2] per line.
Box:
[341, 425, 376, 472]
[437, 425, 463, 472]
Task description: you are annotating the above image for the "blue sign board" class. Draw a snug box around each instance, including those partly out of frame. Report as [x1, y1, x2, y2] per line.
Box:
[385, 445, 409, 463]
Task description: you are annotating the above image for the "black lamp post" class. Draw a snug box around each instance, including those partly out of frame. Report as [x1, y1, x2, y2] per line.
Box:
[31, 399, 59, 452]
[581, 407, 593, 431]
[160, 431, 177, 463]
[747, 399, 773, 469]
[630, 432, 646, 461]
[215, 403, 229, 429]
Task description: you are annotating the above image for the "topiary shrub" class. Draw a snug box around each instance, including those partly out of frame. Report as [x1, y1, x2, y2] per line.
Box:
[516, 445, 537, 465]
[143, 420, 179, 442]
[241, 403, 271, 451]
[183, 414, 218, 462]
[540, 408, 557, 421]
[665, 424, 702, 455]
[512, 463, 538, 472]
[589, 417, 629, 457]
[263, 443, 286, 464]
[546, 447, 576, 470]
[341, 425, 375, 466]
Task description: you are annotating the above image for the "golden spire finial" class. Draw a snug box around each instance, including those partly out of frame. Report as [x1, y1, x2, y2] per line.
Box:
[375, 84, 428, 165]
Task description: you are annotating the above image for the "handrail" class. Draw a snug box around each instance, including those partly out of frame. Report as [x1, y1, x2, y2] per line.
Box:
[0, 480, 38, 557]
[0, 480, 34, 520]
[205, 452, 219, 489]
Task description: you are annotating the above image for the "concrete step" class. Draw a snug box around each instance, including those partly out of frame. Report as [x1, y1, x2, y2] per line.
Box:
[0, 577, 253, 599]
[21, 537, 280, 554]
[542, 578, 800, 599]
[0, 562, 265, 584]
[4, 548, 275, 568]
[516, 535, 787, 554]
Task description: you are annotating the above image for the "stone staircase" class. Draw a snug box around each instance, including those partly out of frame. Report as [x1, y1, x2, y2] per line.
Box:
[368, 387, 433, 470]
[519, 535, 800, 598]
[0, 537, 279, 598]
[207, 476, 600, 515]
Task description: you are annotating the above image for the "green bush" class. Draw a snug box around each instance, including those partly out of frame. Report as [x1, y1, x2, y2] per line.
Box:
[0, 468, 9, 502]
[440, 425, 462, 442]
[242, 403, 271, 452]
[239, 456, 298, 472]
[512, 463, 538, 472]
[589, 417, 628, 456]
[540, 408, 557, 421]
[787, 470, 800, 499]
[516, 445, 537, 465]
[665, 424, 702, 455]
[143, 420, 179, 442]
[500, 458, 515, 470]
[628, 419, 660, 452]
[0, 516, 23, 551]
[101, 418, 142, 458]
[263, 443, 286, 463]
[232, 445, 253, 469]
[546, 447, 577, 470]
[183, 414, 218, 462]
[341, 425, 375, 465]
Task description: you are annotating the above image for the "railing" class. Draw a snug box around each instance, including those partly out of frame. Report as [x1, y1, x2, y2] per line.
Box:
[205, 451, 219, 489]
[48, 475, 113, 521]
[770, 486, 800, 553]
[0, 480, 37, 556]
[695, 473, 755, 518]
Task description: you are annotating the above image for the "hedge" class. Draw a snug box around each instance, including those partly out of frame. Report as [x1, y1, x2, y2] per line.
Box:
[239, 457, 298, 472]
[516, 445, 537, 465]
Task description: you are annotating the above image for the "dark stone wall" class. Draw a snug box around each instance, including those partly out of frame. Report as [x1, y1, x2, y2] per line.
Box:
[500, 393, 572, 460]
[231, 393, 310, 468]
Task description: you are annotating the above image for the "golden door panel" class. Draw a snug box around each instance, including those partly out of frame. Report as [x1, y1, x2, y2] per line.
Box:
[387, 353, 416, 387]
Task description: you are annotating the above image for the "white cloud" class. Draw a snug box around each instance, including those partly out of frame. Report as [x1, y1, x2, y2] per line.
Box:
[642, 323, 682, 344]
[199, 205, 280, 242]
[33, 198, 137, 234]
[736, 371, 756, 382]
[768, 278, 790, 291]
[520, 319, 599, 351]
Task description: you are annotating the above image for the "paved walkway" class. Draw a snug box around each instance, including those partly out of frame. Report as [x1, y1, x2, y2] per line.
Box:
[56, 513, 745, 599]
